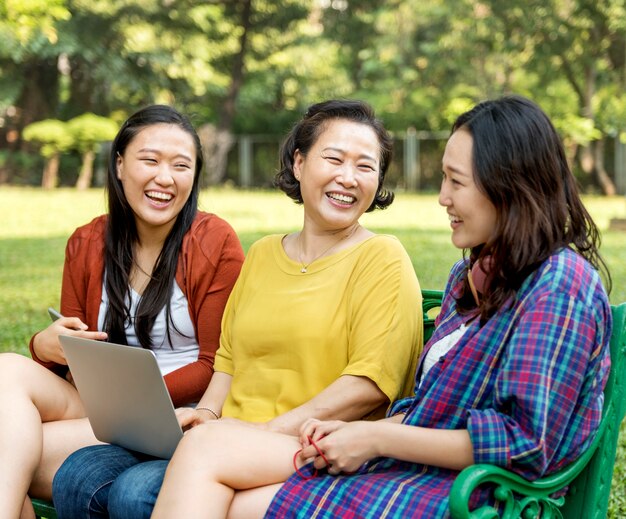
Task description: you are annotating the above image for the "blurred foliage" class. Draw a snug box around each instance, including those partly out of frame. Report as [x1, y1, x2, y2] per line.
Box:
[0, 0, 625, 191]
[22, 119, 72, 157]
[67, 113, 118, 153]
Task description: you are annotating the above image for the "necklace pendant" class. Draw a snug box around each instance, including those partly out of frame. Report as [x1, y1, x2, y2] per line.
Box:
[300, 266, 307, 273]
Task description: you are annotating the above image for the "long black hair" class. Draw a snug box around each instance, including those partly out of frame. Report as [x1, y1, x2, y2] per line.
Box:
[104, 105, 203, 348]
[275, 99, 394, 212]
[451, 95, 611, 320]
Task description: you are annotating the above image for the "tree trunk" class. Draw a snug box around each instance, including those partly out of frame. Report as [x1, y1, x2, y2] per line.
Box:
[42, 153, 60, 189]
[198, 124, 235, 186]
[64, 55, 108, 119]
[592, 138, 616, 196]
[574, 60, 616, 194]
[204, 0, 253, 186]
[579, 139, 617, 196]
[75, 149, 95, 190]
[1, 58, 60, 153]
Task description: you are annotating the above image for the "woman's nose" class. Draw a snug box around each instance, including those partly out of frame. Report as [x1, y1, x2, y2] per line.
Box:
[337, 164, 358, 187]
[155, 166, 175, 185]
[438, 179, 450, 207]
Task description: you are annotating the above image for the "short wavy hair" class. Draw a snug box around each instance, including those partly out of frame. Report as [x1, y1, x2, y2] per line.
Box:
[275, 99, 394, 212]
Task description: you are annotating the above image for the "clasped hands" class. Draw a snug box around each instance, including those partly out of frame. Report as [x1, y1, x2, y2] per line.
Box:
[295, 418, 377, 476]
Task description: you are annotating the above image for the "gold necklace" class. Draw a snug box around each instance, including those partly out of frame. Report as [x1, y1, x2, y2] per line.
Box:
[297, 224, 360, 274]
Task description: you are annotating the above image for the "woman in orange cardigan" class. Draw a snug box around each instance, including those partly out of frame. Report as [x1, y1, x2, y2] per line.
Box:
[0, 105, 243, 518]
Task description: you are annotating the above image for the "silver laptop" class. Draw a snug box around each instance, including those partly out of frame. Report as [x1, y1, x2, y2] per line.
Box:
[59, 335, 183, 459]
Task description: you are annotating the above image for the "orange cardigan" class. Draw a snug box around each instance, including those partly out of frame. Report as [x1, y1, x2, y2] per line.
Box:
[29, 212, 244, 406]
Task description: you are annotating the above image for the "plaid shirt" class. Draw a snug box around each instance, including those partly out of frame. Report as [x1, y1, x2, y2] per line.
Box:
[266, 248, 611, 518]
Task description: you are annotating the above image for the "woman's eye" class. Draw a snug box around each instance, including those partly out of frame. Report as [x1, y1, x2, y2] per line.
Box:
[442, 171, 461, 185]
[141, 158, 157, 164]
[324, 156, 341, 163]
[358, 164, 376, 172]
[175, 163, 191, 169]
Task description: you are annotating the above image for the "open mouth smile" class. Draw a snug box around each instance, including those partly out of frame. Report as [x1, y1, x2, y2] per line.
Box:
[146, 191, 174, 204]
[327, 192, 356, 205]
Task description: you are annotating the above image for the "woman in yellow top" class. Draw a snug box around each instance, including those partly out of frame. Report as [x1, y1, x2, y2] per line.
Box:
[53, 99, 422, 517]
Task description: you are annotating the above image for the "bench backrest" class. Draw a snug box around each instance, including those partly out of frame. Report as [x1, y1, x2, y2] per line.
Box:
[421, 289, 443, 342]
[559, 302, 626, 518]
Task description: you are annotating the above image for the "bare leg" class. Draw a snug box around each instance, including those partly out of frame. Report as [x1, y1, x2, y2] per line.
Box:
[152, 422, 301, 518]
[19, 497, 35, 519]
[0, 353, 86, 516]
[227, 484, 284, 519]
[29, 418, 102, 499]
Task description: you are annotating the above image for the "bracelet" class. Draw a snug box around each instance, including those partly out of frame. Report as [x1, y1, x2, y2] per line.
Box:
[196, 407, 220, 420]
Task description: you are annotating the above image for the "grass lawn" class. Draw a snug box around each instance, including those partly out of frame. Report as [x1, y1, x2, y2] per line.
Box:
[1, 186, 625, 514]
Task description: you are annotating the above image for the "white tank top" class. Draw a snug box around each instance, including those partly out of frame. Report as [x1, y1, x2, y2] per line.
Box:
[98, 280, 199, 376]
[418, 323, 469, 388]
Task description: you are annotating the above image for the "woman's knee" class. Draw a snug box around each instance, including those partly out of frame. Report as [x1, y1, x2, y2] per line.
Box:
[0, 353, 66, 401]
[173, 422, 223, 456]
[181, 421, 245, 450]
[0, 353, 35, 384]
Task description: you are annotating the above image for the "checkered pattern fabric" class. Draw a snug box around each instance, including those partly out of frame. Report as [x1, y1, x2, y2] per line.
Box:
[265, 248, 611, 518]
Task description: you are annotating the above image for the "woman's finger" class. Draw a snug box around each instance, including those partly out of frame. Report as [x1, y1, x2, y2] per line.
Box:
[327, 465, 340, 476]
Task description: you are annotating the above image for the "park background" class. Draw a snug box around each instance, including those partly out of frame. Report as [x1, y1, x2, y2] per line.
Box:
[1, 0, 625, 516]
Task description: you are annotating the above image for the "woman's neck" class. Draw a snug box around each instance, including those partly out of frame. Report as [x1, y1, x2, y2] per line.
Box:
[135, 219, 173, 251]
[131, 223, 170, 294]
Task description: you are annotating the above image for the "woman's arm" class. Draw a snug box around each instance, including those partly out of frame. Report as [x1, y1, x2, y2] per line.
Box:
[31, 222, 107, 369]
[164, 219, 244, 406]
[301, 420, 474, 474]
[175, 371, 233, 429]
[467, 291, 610, 479]
[265, 375, 387, 436]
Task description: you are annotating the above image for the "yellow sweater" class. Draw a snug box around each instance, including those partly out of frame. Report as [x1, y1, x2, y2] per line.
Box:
[214, 234, 423, 421]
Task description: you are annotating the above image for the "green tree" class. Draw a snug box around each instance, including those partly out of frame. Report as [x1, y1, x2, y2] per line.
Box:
[67, 113, 118, 189]
[0, 0, 70, 153]
[22, 119, 73, 188]
[483, 0, 626, 194]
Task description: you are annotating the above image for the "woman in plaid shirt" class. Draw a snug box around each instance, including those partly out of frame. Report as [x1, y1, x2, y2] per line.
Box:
[152, 96, 612, 518]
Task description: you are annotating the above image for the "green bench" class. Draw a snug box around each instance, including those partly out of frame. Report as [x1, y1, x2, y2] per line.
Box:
[32, 290, 626, 518]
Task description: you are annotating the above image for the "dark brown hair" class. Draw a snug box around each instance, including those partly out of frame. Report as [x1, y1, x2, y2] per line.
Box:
[104, 105, 202, 348]
[451, 95, 610, 319]
[275, 99, 394, 212]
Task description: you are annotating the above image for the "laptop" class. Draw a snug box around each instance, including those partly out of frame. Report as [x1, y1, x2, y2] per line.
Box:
[59, 335, 184, 459]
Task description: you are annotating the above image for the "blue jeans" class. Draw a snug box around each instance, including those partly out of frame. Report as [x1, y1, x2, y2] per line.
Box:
[52, 444, 167, 519]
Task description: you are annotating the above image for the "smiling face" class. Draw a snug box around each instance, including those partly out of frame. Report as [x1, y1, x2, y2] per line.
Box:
[439, 128, 497, 249]
[116, 123, 196, 238]
[293, 119, 380, 233]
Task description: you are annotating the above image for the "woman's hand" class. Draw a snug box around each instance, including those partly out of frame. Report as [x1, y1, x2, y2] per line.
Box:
[299, 418, 344, 444]
[176, 407, 222, 432]
[175, 410, 269, 434]
[299, 419, 379, 475]
[33, 317, 107, 364]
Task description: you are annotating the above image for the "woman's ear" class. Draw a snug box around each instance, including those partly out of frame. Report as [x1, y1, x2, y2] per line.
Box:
[116, 152, 123, 180]
[293, 149, 303, 181]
